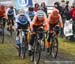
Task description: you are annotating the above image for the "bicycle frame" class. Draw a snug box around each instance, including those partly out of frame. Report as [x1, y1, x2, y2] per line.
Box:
[50, 26, 60, 58]
[31, 31, 44, 64]
[19, 29, 29, 46]
[18, 29, 29, 59]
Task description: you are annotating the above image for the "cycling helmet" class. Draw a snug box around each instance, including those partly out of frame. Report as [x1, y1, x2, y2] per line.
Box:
[36, 10, 46, 18]
[19, 9, 25, 15]
[9, 5, 14, 9]
[52, 8, 59, 15]
[28, 6, 34, 11]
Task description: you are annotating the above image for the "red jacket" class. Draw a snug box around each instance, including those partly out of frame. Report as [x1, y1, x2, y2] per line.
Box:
[70, 8, 75, 21]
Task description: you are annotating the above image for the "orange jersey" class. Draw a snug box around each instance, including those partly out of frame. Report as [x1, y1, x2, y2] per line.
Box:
[48, 13, 63, 28]
[50, 14, 59, 24]
[30, 16, 49, 31]
[0, 6, 7, 19]
[0, 9, 5, 17]
[0, 6, 6, 18]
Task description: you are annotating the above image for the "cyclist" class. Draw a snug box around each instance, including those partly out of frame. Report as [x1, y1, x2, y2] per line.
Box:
[7, 6, 15, 31]
[26, 6, 35, 22]
[28, 10, 49, 56]
[46, 8, 63, 53]
[15, 9, 30, 56]
[0, 5, 6, 27]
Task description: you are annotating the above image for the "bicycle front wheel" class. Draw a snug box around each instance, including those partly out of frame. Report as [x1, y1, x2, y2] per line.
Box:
[0, 27, 4, 44]
[31, 40, 42, 64]
[50, 38, 58, 58]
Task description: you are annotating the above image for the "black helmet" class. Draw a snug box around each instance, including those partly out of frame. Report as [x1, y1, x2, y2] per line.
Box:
[9, 5, 13, 9]
[28, 6, 34, 11]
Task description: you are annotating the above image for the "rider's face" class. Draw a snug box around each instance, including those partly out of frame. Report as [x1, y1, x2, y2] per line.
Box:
[20, 15, 24, 18]
[38, 17, 44, 21]
[53, 13, 58, 17]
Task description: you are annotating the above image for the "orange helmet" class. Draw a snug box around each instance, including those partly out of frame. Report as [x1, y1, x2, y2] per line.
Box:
[52, 9, 59, 15]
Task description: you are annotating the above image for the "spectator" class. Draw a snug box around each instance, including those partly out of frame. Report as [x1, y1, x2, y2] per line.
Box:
[41, 2, 47, 15]
[60, 0, 66, 19]
[70, 6, 75, 21]
[64, 1, 71, 20]
[54, 2, 62, 16]
[54, 2, 64, 38]
[70, 5, 75, 37]
[34, 3, 39, 12]
[26, 6, 35, 23]
[60, 0, 66, 8]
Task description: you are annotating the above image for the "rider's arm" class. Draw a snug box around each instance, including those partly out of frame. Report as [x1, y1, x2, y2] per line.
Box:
[6, 8, 9, 16]
[59, 14, 63, 28]
[15, 15, 19, 29]
[25, 13, 31, 24]
[32, 16, 37, 22]
[30, 22, 34, 31]
[48, 14, 51, 21]
[48, 14, 51, 24]
[30, 16, 37, 31]
[13, 9, 17, 18]
[44, 17, 49, 31]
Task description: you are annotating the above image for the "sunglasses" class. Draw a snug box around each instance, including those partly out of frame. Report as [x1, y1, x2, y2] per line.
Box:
[20, 15, 24, 16]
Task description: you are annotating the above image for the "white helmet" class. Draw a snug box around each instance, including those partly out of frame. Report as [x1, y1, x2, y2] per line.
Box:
[36, 10, 46, 18]
[19, 9, 25, 15]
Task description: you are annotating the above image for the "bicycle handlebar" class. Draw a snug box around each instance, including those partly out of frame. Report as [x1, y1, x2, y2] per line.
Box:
[18, 29, 30, 32]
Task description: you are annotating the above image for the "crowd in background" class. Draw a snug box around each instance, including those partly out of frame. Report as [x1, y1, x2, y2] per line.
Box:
[53, 0, 75, 41]
[0, 0, 75, 41]
[33, 0, 75, 41]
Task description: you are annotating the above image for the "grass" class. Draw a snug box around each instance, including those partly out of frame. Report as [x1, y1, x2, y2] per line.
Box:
[0, 42, 32, 64]
[0, 37, 75, 64]
[59, 38, 75, 57]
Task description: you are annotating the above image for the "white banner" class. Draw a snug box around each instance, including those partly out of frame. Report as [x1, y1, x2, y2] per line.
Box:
[14, 0, 33, 10]
[64, 20, 73, 37]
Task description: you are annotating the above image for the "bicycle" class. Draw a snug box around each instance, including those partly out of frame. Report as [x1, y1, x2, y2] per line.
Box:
[42, 31, 48, 51]
[49, 25, 60, 58]
[18, 29, 29, 59]
[7, 17, 14, 36]
[0, 18, 5, 44]
[31, 30, 44, 64]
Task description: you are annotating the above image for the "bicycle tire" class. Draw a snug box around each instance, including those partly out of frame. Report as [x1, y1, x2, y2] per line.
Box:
[9, 19, 13, 36]
[0, 24, 4, 44]
[2, 27, 4, 44]
[21, 34, 28, 59]
[43, 34, 46, 51]
[31, 39, 41, 64]
[17, 44, 21, 57]
[50, 38, 58, 58]
[0, 18, 5, 44]
[21, 38, 26, 59]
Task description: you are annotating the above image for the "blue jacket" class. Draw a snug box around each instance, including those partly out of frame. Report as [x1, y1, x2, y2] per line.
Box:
[17, 15, 29, 25]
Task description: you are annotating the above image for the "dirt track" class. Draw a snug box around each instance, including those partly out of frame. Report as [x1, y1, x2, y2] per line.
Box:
[0, 29, 75, 64]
